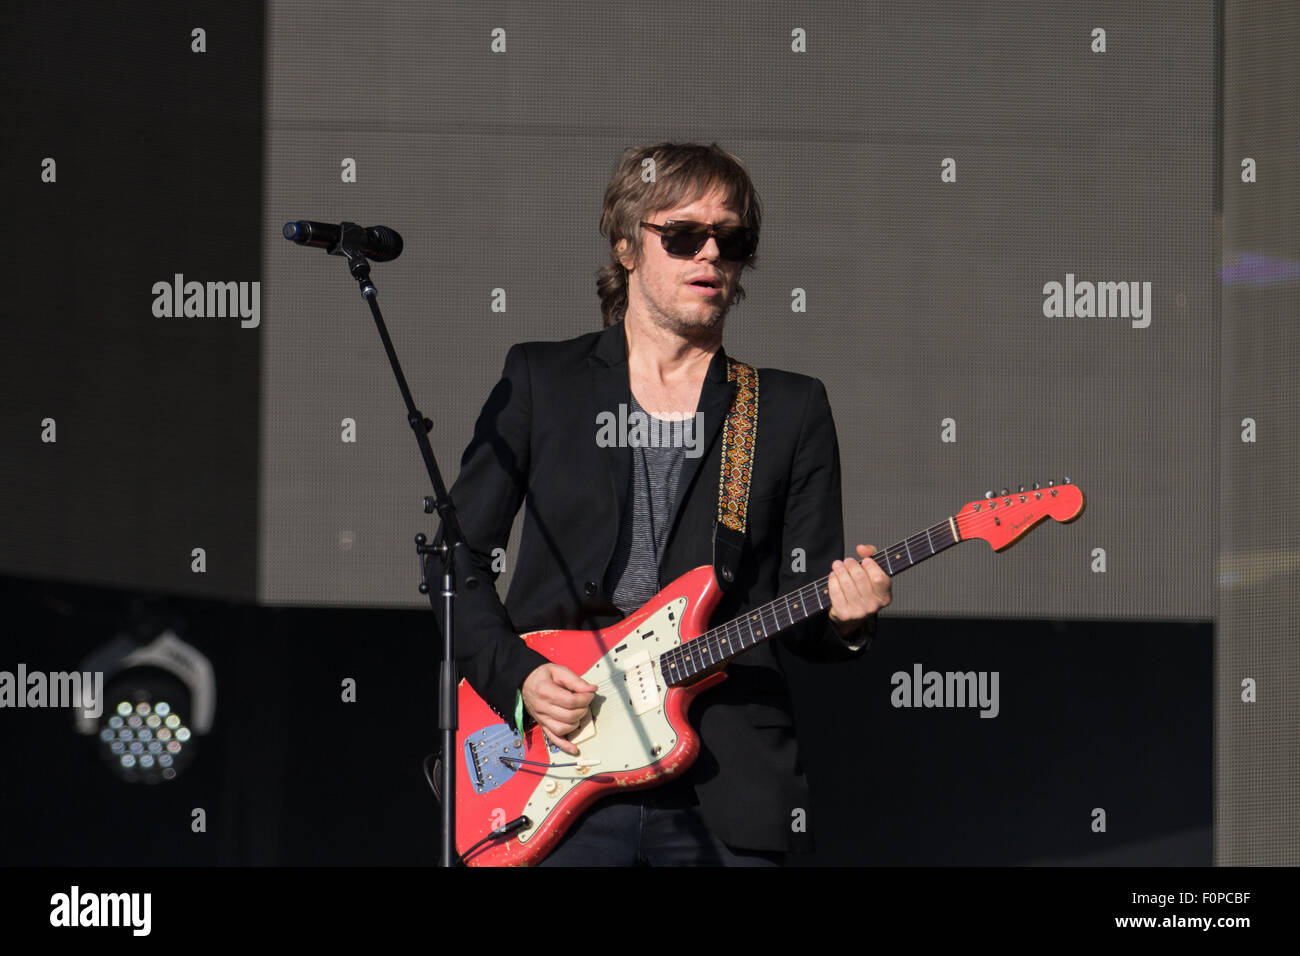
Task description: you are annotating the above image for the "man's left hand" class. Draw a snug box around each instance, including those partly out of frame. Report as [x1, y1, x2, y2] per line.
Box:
[827, 544, 892, 637]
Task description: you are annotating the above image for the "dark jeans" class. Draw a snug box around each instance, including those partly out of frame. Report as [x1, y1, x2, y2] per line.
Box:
[536, 779, 785, 867]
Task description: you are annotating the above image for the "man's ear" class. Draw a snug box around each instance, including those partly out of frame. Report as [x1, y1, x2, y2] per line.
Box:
[616, 237, 635, 272]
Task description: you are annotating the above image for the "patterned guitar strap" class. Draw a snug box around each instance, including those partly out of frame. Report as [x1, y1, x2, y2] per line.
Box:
[713, 358, 758, 591]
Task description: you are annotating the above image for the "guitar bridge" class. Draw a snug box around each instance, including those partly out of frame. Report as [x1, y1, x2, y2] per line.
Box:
[463, 724, 522, 794]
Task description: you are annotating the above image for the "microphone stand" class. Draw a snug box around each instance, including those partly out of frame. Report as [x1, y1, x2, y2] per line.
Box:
[326, 223, 465, 867]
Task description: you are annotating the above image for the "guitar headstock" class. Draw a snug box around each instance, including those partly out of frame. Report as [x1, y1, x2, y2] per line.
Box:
[953, 479, 1085, 552]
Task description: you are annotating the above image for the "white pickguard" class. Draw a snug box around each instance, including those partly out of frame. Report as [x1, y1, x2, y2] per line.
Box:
[518, 598, 688, 843]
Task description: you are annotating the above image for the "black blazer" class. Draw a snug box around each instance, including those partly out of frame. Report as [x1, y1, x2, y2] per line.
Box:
[439, 321, 870, 852]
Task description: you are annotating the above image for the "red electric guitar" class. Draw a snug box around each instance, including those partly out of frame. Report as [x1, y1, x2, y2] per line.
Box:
[454, 480, 1085, 865]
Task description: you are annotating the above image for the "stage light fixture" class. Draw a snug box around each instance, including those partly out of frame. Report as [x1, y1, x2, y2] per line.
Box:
[76, 630, 215, 784]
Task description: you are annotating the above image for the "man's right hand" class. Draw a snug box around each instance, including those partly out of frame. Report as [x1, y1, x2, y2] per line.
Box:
[521, 663, 598, 756]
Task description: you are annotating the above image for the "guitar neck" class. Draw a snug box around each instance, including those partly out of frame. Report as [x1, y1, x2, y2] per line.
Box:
[659, 516, 962, 687]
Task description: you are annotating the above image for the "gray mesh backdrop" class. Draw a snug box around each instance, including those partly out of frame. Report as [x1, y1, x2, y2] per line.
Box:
[1218, 3, 1300, 866]
[260, 1, 1216, 620]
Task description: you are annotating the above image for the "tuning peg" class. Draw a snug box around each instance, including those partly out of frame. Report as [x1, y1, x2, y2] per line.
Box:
[1018, 485, 1025, 493]
[1063, 476, 1071, 484]
[1032, 482, 1040, 490]
[985, 490, 994, 499]
[999, 488, 1008, 497]
[1047, 479, 1055, 486]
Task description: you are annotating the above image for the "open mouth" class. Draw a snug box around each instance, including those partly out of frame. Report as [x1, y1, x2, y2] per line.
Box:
[687, 278, 721, 294]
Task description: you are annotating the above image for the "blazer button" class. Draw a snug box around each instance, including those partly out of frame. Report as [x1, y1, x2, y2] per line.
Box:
[584, 581, 599, 596]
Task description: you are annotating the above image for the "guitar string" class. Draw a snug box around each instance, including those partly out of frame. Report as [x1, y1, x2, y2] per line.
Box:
[517, 499, 1069, 708]
[660, 500, 1065, 673]
[566, 525, 941, 693]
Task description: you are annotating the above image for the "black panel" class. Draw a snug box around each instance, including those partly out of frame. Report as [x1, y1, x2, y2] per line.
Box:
[2, 5, 264, 599]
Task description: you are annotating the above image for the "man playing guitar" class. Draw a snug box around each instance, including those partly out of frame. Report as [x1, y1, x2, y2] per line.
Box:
[440, 142, 892, 865]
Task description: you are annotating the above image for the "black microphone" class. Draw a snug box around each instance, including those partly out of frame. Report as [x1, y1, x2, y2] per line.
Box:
[282, 220, 404, 262]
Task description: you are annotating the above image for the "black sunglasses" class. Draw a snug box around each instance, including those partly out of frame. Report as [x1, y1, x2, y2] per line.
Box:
[640, 220, 758, 262]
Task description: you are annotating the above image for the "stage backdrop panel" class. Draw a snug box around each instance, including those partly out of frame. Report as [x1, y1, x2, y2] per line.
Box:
[2, 5, 265, 599]
[1218, 1, 1300, 866]
[260, 1, 1216, 621]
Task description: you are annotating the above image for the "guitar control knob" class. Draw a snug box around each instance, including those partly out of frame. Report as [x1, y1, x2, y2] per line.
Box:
[544, 778, 559, 794]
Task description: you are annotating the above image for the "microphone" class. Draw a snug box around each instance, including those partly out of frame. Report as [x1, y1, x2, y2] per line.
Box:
[282, 220, 404, 262]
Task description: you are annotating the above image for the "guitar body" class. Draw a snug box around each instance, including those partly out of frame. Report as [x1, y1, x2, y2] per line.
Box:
[452, 480, 1086, 866]
[455, 565, 726, 867]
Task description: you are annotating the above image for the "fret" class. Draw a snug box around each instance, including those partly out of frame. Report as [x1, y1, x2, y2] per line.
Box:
[775, 595, 793, 630]
[787, 591, 805, 625]
[772, 599, 786, 630]
[882, 549, 893, 574]
[925, 527, 934, 554]
[903, 537, 913, 566]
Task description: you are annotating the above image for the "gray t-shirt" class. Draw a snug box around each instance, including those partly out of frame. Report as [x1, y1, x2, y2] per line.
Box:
[605, 393, 696, 615]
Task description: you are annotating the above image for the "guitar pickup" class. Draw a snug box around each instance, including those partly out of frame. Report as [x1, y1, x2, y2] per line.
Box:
[619, 652, 661, 716]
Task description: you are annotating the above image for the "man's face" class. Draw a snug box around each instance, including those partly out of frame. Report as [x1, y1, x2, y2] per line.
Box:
[619, 185, 745, 339]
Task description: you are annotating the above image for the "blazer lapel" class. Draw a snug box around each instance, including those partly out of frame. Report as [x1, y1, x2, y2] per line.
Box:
[666, 346, 736, 546]
[588, 324, 633, 547]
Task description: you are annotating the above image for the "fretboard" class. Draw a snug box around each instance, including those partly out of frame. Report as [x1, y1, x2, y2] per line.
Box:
[658, 516, 961, 687]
